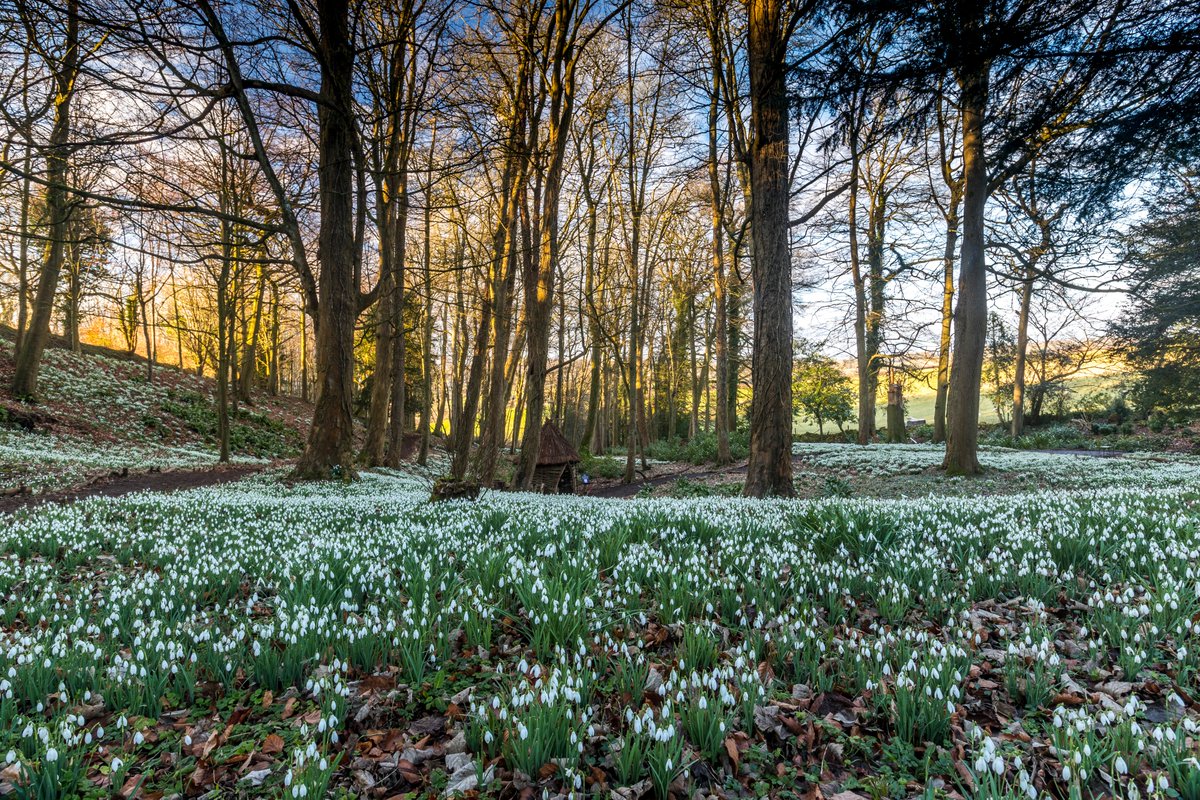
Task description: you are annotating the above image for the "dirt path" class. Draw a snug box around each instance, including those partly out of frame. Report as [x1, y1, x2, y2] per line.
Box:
[0, 464, 266, 515]
[587, 447, 1135, 498]
[588, 458, 758, 498]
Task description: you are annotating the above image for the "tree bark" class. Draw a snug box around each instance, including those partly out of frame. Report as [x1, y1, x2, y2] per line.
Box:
[294, 0, 359, 480]
[418, 159, 435, 466]
[516, 1, 581, 489]
[1011, 268, 1034, 438]
[932, 194, 959, 443]
[706, 25, 732, 463]
[849, 135, 871, 444]
[12, 0, 78, 399]
[475, 84, 527, 485]
[237, 262, 266, 401]
[743, 0, 795, 497]
[943, 43, 989, 476]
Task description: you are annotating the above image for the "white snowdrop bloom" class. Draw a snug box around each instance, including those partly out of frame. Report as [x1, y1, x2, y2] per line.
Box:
[45, 748, 58, 763]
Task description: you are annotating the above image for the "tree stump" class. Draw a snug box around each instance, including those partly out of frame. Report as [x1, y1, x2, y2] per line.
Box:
[430, 478, 481, 502]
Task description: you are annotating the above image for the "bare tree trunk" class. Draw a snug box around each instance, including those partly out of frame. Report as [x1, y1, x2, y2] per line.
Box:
[434, 305, 448, 438]
[300, 303, 309, 402]
[864, 189, 887, 435]
[216, 181, 234, 464]
[418, 162, 435, 466]
[268, 282, 280, 396]
[707, 48, 732, 463]
[516, 1, 582, 489]
[15, 148, 32, 354]
[294, 0, 359, 480]
[1011, 268, 1034, 438]
[449, 287, 491, 480]
[933, 195, 959, 443]
[12, 0, 78, 399]
[237, 263, 266, 401]
[943, 41, 989, 476]
[743, 0, 795, 497]
[689, 295, 700, 439]
[139, 270, 155, 383]
[475, 107, 526, 485]
[849, 142, 871, 444]
[384, 190, 410, 467]
[579, 190, 602, 454]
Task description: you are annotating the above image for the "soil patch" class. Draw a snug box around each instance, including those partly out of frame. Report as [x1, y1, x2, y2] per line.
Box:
[0, 463, 266, 514]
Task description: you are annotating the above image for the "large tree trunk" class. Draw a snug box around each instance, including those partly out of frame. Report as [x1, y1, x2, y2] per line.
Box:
[11, 0, 78, 399]
[516, 6, 579, 489]
[943, 49, 989, 476]
[474, 97, 526, 485]
[743, 0, 794, 498]
[294, 0, 358, 480]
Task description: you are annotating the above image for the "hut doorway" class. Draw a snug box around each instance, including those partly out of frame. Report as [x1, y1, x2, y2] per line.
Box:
[533, 421, 580, 494]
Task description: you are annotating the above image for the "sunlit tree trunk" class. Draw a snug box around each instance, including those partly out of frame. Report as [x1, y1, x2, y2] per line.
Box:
[743, 0, 795, 497]
[943, 36, 989, 476]
[294, 0, 359, 479]
[12, 0, 79, 399]
[1011, 267, 1034, 438]
[933, 193, 960, 443]
[516, 0, 584, 489]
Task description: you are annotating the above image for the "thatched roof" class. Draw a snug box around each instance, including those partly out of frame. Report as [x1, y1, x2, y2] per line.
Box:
[537, 421, 579, 465]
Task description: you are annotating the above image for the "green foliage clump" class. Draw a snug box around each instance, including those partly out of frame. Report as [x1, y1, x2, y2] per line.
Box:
[982, 423, 1087, 450]
[792, 343, 855, 436]
[644, 429, 750, 465]
[162, 390, 301, 458]
[579, 452, 625, 479]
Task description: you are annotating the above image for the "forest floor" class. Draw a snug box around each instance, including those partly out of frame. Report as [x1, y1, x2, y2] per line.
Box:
[3, 463, 1200, 800]
[586, 441, 1200, 500]
[0, 462, 266, 515]
[0, 328, 311, 496]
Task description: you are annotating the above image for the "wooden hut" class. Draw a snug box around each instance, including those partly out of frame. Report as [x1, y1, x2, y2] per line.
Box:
[533, 421, 580, 494]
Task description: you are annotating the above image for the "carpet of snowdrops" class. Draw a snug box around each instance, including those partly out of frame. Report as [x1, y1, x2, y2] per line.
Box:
[1, 452, 1199, 800]
[0, 430, 262, 494]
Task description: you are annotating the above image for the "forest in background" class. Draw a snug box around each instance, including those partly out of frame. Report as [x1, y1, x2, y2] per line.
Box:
[2, 0, 1199, 494]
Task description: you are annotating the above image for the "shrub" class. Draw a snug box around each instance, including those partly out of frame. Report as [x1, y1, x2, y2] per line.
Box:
[644, 429, 750, 465]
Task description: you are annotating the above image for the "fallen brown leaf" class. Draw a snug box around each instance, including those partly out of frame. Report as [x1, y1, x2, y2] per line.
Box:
[724, 737, 740, 772]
